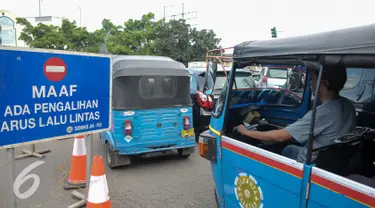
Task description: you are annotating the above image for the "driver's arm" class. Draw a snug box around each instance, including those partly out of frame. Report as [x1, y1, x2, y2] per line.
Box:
[236, 110, 320, 143]
[239, 128, 292, 142]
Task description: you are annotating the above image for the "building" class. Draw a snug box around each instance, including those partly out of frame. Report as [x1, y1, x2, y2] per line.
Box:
[0, 10, 26, 47]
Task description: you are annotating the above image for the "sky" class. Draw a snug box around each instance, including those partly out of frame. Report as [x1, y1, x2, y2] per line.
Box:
[1, 0, 375, 47]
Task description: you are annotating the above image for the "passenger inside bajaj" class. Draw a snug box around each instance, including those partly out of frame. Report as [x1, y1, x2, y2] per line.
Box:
[234, 65, 357, 163]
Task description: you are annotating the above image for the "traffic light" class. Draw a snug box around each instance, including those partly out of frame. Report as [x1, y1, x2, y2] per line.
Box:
[271, 27, 277, 38]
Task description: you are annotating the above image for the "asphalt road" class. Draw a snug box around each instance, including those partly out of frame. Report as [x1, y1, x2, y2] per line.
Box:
[0, 135, 216, 208]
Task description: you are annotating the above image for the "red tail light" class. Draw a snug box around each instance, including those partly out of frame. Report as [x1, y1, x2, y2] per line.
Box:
[195, 91, 214, 109]
[183, 116, 191, 130]
[124, 120, 132, 135]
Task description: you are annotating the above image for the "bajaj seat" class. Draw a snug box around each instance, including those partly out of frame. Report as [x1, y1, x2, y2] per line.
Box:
[346, 137, 375, 177]
[312, 128, 368, 176]
[313, 141, 358, 176]
[346, 130, 375, 188]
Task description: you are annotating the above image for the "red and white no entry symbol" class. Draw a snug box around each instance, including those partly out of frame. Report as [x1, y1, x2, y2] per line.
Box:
[43, 57, 67, 82]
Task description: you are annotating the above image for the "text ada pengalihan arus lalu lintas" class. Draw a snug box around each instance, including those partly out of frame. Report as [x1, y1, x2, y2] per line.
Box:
[1, 85, 101, 133]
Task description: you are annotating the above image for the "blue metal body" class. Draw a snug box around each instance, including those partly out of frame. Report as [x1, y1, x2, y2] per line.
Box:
[100, 107, 196, 155]
[208, 66, 375, 207]
[0, 48, 111, 148]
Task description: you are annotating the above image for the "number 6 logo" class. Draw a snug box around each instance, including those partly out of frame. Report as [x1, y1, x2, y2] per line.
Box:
[13, 161, 45, 199]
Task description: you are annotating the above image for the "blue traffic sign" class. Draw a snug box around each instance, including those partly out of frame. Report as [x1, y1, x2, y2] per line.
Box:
[0, 47, 112, 148]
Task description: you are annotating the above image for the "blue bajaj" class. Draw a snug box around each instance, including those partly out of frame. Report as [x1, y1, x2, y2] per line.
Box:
[100, 55, 196, 168]
[199, 24, 375, 208]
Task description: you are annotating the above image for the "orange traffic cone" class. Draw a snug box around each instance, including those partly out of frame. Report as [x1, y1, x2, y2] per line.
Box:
[64, 135, 86, 189]
[87, 156, 112, 208]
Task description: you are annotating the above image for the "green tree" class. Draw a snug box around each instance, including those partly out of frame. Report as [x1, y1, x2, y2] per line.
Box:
[59, 19, 103, 52]
[155, 19, 192, 65]
[16, 18, 103, 52]
[101, 12, 221, 64]
[16, 13, 222, 64]
[189, 28, 221, 61]
[17, 18, 65, 49]
[154, 19, 221, 65]
[104, 12, 161, 55]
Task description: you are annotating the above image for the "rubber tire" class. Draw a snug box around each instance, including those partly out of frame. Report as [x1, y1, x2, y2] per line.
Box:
[105, 142, 118, 169]
[177, 149, 191, 158]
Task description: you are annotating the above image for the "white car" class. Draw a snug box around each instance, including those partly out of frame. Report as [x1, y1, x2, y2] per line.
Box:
[257, 66, 289, 88]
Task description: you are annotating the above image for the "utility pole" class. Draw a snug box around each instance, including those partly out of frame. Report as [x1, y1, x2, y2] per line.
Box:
[78, 7, 82, 26]
[182, 3, 184, 20]
[39, 0, 42, 16]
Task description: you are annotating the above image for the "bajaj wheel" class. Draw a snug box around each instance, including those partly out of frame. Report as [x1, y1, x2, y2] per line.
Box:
[105, 142, 118, 169]
[177, 148, 191, 158]
[105, 142, 131, 168]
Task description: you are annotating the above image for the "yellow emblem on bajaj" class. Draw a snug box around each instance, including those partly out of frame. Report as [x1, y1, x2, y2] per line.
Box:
[234, 172, 263, 208]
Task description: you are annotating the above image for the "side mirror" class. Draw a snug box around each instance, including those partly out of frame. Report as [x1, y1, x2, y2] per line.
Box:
[203, 60, 218, 95]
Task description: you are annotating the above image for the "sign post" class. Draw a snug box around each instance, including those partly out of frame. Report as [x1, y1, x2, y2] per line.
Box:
[86, 134, 93, 188]
[0, 47, 112, 208]
[7, 147, 17, 208]
[15, 144, 51, 160]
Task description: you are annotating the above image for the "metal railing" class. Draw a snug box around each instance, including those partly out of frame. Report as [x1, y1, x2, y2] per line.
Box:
[205, 47, 234, 79]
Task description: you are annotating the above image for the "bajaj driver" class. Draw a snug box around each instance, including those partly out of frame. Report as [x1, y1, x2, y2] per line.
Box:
[234, 65, 356, 163]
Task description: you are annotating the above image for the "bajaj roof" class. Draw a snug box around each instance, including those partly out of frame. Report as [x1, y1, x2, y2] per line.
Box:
[233, 24, 375, 59]
[112, 55, 189, 78]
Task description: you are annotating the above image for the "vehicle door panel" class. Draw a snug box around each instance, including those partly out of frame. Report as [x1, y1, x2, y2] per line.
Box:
[307, 167, 375, 208]
[221, 136, 304, 207]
